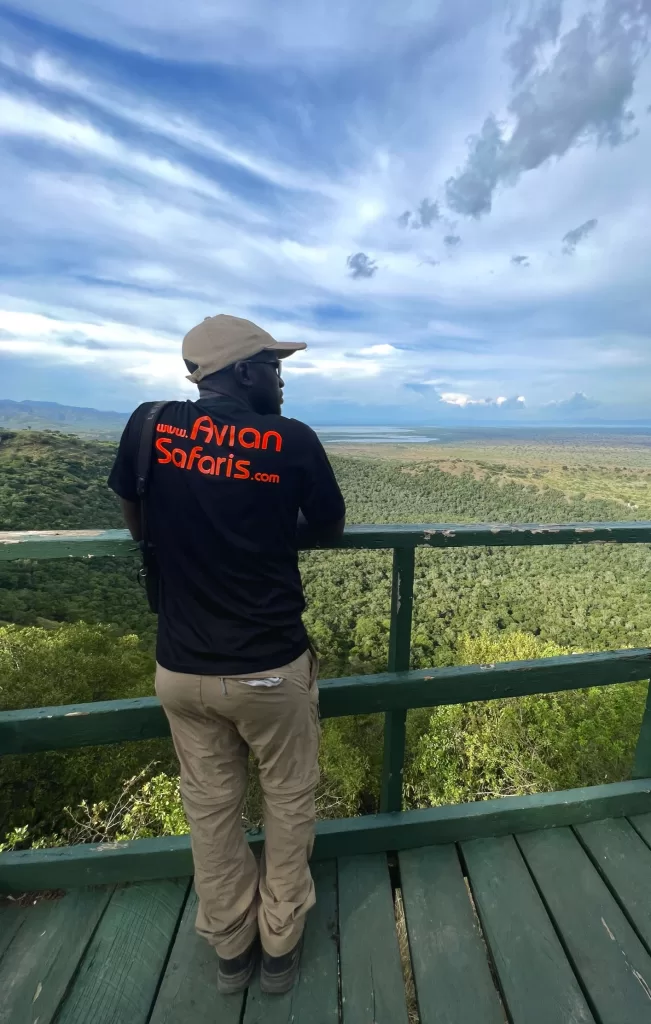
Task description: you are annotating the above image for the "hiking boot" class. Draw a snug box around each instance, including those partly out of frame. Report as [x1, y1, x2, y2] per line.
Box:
[217, 939, 258, 994]
[260, 935, 304, 995]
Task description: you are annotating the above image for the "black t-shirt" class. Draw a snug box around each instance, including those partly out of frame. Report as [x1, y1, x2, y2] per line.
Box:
[108, 397, 345, 674]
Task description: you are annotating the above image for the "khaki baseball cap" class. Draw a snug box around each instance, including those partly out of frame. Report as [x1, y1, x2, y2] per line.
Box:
[182, 314, 307, 383]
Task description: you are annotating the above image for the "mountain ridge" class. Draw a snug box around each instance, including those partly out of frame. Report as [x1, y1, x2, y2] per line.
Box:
[0, 399, 129, 438]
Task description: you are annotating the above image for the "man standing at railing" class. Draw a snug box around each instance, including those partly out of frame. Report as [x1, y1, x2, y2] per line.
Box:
[108, 314, 345, 995]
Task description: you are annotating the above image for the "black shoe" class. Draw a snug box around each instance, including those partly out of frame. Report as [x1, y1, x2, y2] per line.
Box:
[260, 935, 304, 995]
[217, 939, 258, 995]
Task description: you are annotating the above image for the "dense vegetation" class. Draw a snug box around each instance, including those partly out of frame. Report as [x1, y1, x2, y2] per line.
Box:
[1, 428, 649, 848]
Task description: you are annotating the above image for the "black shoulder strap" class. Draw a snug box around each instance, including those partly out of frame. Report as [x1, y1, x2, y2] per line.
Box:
[136, 401, 171, 499]
[136, 401, 173, 552]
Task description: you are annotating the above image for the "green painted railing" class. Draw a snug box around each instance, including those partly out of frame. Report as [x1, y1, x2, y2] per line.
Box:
[2, 522, 651, 890]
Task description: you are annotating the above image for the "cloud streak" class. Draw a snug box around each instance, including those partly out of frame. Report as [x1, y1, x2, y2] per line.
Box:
[562, 218, 598, 254]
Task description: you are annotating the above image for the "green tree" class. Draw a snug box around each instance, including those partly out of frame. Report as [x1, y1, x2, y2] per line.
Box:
[0, 622, 174, 838]
[404, 631, 648, 808]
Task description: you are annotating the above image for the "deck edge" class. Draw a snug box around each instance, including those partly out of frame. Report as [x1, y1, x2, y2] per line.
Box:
[2, 778, 651, 892]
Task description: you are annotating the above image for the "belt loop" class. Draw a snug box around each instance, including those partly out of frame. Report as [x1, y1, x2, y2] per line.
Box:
[221, 677, 227, 696]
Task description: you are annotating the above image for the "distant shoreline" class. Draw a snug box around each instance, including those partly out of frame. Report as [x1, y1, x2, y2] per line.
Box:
[316, 425, 651, 446]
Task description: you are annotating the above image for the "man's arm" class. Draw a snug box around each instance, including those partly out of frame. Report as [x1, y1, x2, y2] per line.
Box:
[296, 509, 345, 549]
[107, 406, 146, 537]
[295, 423, 346, 549]
[120, 498, 142, 542]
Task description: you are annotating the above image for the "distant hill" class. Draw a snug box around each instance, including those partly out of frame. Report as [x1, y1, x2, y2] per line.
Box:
[0, 399, 128, 438]
[0, 429, 122, 531]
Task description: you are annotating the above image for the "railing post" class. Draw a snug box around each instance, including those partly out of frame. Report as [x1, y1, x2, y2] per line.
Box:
[380, 546, 415, 812]
[632, 682, 651, 779]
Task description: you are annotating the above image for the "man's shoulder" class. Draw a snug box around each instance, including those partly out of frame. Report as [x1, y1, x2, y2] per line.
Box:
[270, 417, 325, 456]
[119, 401, 188, 448]
[278, 416, 319, 441]
[127, 399, 188, 424]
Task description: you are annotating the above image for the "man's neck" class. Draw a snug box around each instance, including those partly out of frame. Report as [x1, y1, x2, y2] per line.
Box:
[197, 383, 250, 408]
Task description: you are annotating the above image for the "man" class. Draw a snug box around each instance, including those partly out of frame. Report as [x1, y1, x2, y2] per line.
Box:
[108, 314, 345, 996]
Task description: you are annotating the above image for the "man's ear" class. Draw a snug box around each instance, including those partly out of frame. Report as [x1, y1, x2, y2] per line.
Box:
[232, 361, 253, 388]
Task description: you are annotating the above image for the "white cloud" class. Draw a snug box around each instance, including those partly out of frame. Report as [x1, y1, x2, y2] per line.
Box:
[440, 392, 481, 406]
[283, 354, 384, 379]
[0, 1, 650, 419]
[440, 391, 525, 407]
[359, 343, 399, 355]
[0, 310, 176, 350]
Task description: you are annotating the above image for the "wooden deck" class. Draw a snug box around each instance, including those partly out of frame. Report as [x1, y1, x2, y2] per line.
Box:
[5, 816, 651, 1024]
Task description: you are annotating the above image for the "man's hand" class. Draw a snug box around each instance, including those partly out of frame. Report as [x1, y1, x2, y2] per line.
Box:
[120, 498, 142, 542]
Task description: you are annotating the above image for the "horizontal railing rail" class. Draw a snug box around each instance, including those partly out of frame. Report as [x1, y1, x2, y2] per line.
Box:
[3, 521, 651, 561]
[2, 648, 651, 756]
[4, 779, 651, 892]
[2, 520, 651, 883]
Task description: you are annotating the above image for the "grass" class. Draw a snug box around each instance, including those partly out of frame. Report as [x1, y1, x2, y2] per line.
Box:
[395, 889, 420, 1024]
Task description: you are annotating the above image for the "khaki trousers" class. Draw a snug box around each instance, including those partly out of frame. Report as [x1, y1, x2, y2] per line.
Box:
[155, 648, 320, 959]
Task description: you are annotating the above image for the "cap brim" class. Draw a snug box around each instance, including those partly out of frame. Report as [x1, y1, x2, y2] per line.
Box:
[263, 341, 308, 358]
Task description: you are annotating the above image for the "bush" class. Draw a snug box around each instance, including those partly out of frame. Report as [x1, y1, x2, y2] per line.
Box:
[403, 631, 648, 808]
[0, 622, 174, 838]
[2, 625, 648, 849]
[0, 621, 154, 710]
[0, 620, 383, 846]
[1, 721, 378, 849]
[0, 767, 188, 851]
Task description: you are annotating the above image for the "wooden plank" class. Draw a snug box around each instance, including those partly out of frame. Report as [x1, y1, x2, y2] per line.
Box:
[0, 888, 112, 1024]
[381, 547, 415, 813]
[338, 853, 409, 1024]
[0, 902, 24, 958]
[3, 522, 651, 561]
[55, 879, 189, 1024]
[576, 818, 651, 952]
[463, 835, 594, 1024]
[4, 779, 651, 892]
[399, 844, 504, 1024]
[519, 827, 651, 1024]
[633, 684, 651, 778]
[4, 648, 651, 755]
[148, 888, 243, 1024]
[243, 861, 339, 1024]
[630, 811, 651, 850]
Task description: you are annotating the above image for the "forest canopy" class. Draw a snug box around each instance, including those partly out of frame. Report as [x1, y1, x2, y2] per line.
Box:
[0, 428, 649, 848]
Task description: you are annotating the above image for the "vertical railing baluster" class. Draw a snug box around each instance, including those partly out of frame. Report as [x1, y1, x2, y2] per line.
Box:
[632, 681, 651, 779]
[380, 546, 415, 812]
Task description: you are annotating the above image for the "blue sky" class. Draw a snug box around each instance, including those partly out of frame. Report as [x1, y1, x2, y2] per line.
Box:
[0, 0, 650, 425]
